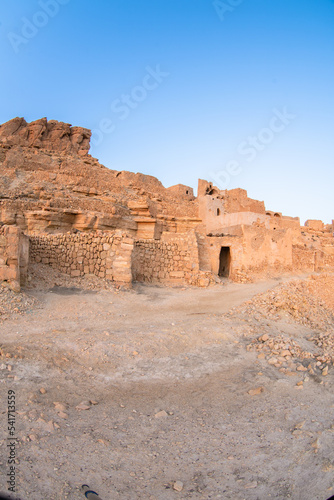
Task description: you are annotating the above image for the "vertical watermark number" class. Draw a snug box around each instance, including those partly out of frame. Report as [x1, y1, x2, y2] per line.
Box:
[7, 390, 17, 494]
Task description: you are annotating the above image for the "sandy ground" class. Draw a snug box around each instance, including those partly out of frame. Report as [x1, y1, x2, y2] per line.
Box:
[1, 271, 334, 500]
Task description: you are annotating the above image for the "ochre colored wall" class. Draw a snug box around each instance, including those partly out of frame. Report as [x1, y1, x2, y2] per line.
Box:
[132, 232, 199, 284]
[29, 230, 133, 284]
[0, 225, 29, 291]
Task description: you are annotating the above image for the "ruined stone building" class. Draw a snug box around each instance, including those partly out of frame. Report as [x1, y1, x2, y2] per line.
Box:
[0, 117, 333, 291]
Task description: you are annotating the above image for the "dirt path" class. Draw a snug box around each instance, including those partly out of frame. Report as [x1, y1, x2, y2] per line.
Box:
[1, 276, 334, 499]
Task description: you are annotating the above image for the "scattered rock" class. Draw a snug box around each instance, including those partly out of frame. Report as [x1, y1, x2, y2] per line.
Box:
[53, 402, 68, 412]
[76, 402, 91, 411]
[155, 410, 168, 419]
[294, 421, 305, 430]
[244, 481, 258, 489]
[57, 411, 68, 419]
[312, 438, 320, 450]
[248, 387, 264, 396]
[173, 481, 184, 492]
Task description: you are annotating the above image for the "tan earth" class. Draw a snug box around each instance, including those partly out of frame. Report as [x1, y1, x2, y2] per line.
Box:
[1, 270, 334, 500]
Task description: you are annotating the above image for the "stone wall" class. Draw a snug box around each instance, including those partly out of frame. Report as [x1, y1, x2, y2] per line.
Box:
[292, 245, 334, 272]
[0, 225, 29, 291]
[305, 220, 324, 231]
[223, 188, 265, 214]
[292, 245, 319, 271]
[132, 232, 199, 284]
[29, 230, 133, 284]
[29, 230, 200, 286]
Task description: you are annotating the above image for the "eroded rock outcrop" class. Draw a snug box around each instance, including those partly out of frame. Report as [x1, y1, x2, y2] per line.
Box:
[0, 117, 199, 235]
[0, 117, 91, 155]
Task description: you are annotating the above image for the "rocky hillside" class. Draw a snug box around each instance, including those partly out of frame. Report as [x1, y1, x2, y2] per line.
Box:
[0, 117, 198, 234]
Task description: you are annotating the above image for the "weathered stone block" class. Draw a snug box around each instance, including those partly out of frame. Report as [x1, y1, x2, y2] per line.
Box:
[170, 271, 184, 278]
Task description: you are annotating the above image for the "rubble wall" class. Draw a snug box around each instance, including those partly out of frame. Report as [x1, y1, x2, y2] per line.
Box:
[292, 245, 334, 272]
[0, 225, 29, 291]
[132, 232, 199, 284]
[29, 231, 134, 283]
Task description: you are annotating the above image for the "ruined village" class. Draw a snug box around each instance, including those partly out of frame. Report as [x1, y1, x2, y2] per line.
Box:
[1, 118, 334, 499]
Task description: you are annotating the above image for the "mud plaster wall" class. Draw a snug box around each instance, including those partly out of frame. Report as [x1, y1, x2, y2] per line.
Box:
[29, 231, 134, 283]
[132, 232, 199, 284]
[0, 225, 29, 291]
[202, 227, 295, 278]
[240, 227, 294, 271]
[198, 196, 268, 233]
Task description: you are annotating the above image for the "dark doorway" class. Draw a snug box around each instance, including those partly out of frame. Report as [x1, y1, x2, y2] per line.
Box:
[218, 247, 230, 277]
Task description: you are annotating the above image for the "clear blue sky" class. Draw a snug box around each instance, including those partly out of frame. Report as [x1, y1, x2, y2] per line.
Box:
[1, 0, 334, 224]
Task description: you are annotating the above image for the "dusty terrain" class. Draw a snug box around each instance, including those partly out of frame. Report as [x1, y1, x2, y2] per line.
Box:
[1, 270, 334, 500]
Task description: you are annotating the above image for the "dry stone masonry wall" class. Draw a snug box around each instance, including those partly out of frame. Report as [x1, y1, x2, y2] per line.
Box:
[132, 232, 199, 284]
[29, 231, 133, 284]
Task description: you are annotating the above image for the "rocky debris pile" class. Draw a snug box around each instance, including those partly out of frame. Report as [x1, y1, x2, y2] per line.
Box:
[232, 270, 253, 283]
[27, 262, 123, 292]
[232, 277, 334, 332]
[247, 333, 314, 365]
[231, 275, 334, 375]
[308, 331, 334, 366]
[247, 332, 333, 377]
[186, 271, 218, 287]
[0, 283, 38, 322]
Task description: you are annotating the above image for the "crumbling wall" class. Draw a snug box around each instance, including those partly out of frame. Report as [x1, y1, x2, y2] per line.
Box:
[292, 245, 318, 271]
[167, 184, 195, 200]
[240, 226, 294, 270]
[292, 245, 334, 272]
[323, 250, 334, 269]
[29, 231, 133, 284]
[305, 220, 324, 231]
[266, 213, 300, 230]
[132, 232, 199, 284]
[223, 188, 265, 214]
[203, 226, 296, 281]
[0, 225, 29, 291]
[208, 211, 268, 233]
